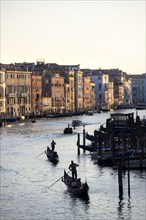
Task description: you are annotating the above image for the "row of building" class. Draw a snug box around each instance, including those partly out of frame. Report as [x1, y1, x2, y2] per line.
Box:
[0, 61, 146, 117]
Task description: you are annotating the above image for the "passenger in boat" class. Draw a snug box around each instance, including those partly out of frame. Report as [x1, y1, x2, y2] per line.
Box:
[51, 140, 56, 151]
[71, 181, 77, 188]
[77, 178, 81, 187]
[69, 160, 79, 180]
[47, 146, 50, 153]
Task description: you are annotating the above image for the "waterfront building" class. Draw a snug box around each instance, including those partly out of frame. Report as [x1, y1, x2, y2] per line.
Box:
[31, 71, 42, 114]
[90, 81, 96, 110]
[91, 70, 111, 109]
[107, 81, 114, 109]
[5, 70, 32, 117]
[51, 74, 65, 113]
[74, 70, 83, 112]
[69, 70, 75, 112]
[107, 69, 125, 108]
[42, 74, 52, 114]
[0, 71, 6, 114]
[131, 73, 145, 105]
[123, 75, 132, 107]
[83, 76, 92, 111]
[64, 83, 70, 112]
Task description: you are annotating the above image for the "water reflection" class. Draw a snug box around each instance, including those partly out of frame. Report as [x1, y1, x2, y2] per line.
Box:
[118, 198, 132, 220]
[70, 193, 90, 205]
[47, 160, 59, 167]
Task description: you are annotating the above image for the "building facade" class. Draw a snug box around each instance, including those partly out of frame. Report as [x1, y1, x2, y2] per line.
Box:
[31, 72, 42, 114]
[5, 70, 32, 117]
[91, 71, 110, 109]
[0, 71, 6, 114]
[74, 70, 83, 112]
[51, 74, 65, 113]
[131, 74, 145, 105]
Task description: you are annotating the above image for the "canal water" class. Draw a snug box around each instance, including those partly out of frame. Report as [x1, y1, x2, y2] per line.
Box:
[1, 109, 146, 220]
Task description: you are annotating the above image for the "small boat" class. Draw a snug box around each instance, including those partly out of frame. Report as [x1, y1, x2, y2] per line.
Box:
[64, 127, 73, 134]
[45, 147, 59, 163]
[100, 104, 110, 112]
[5, 117, 17, 122]
[31, 118, 36, 123]
[85, 133, 94, 142]
[72, 120, 82, 128]
[78, 144, 97, 152]
[62, 170, 89, 196]
[86, 110, 94, 116]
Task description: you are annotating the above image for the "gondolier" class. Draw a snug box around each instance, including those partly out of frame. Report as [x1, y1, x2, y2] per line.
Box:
[62, 170, 89, 196]
[68, 160, 79, 180]
[51, 140, 56, 151]
[45, 145, 59, 164]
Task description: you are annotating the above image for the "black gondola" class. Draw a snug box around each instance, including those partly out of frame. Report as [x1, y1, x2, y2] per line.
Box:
[31, 118, 36, 123]
[45, 147, 59, 163]
[64, 127, 73, 134]
[62, 170, 89, 196]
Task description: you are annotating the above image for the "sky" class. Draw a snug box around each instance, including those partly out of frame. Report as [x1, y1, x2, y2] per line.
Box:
[1, 0, 145, 74]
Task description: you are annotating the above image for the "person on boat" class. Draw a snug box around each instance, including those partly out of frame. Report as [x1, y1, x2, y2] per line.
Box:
[69, 160, 79, 180]
[47, 146, 50, 153]
[51, 140, 56, 151]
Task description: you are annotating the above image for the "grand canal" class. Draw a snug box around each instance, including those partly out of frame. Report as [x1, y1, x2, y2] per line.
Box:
[1, 109, 146, 220]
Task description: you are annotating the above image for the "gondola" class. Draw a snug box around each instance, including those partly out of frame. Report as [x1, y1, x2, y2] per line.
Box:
[45, 147, 59, 163]
[62, 170, 89, 196]
[72, 120, 82, 128]
[63, 127, 73, 134]
[31, 118, 36, 123]
[78, 144, 97, 152]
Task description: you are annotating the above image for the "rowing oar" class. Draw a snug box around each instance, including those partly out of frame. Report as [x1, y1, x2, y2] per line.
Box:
[48, 171, 71, 189]
[36, 150, 46, 158]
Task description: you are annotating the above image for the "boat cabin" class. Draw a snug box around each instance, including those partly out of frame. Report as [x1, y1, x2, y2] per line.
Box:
[110, 113, 134, 127]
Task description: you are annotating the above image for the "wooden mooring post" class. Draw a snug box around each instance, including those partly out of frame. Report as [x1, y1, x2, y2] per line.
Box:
[83, 125, 86, 153]
[118, 160, 123, 198]
[77, 133, 80, 155]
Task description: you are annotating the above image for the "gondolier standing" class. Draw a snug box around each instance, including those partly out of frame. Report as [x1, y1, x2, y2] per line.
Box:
[51, 140, 56, 151]
[69, 160, 79, 180]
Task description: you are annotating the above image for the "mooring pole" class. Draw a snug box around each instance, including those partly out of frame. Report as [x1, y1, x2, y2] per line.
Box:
[77, 133, 80, 155]
[83, 125, 86, 153]
[118, 160, 123, 198]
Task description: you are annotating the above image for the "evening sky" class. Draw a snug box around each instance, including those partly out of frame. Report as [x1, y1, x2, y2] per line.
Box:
[1, 0, 145, 74]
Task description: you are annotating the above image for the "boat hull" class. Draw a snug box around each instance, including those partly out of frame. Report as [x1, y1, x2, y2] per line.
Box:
[78, 144, 97, 152]
[45, 150, 59, 163]
[64, 127, 73, 134]
[62, 170, 89, 196]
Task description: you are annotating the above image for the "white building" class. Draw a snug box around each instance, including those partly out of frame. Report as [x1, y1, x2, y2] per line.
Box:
[91, 71, 112, 108]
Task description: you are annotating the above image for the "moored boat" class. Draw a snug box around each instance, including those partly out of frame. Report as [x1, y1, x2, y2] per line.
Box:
[85, 110, 94, 116]
[85, 133, 94, 142]
[63, 127, 73, 134]
[72, 120, 82, 128]
[31, 118, 36, 123]
[62, 170, 89, 196]
[78, 144, 97, 152]
[5, 117, 17, 122]
[45, 147, 59, 163]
